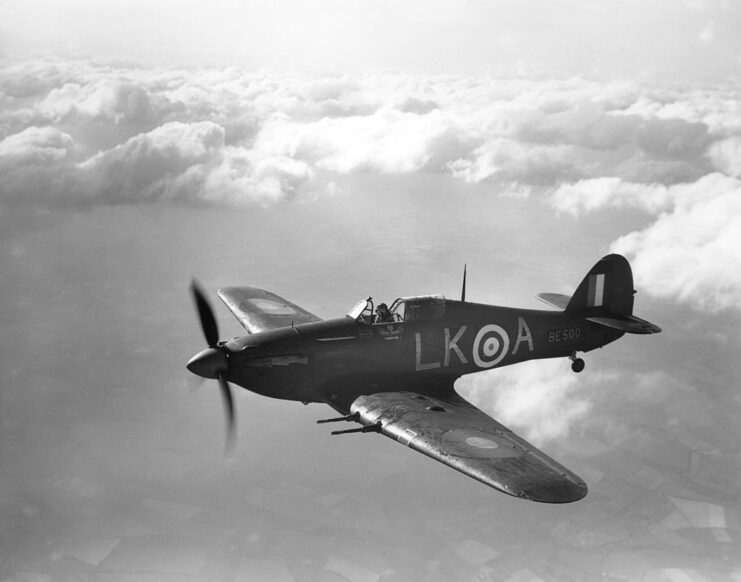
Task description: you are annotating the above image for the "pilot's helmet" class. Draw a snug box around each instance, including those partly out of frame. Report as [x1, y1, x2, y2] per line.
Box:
[377, 303, 388, 311]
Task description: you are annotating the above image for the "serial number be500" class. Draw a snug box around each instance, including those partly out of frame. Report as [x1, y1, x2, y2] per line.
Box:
[548, 328, 581, 343]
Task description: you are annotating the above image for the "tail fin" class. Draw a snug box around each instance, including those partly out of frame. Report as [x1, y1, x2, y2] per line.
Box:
[567, 254, 634, 315]
[567, 254, 661, 334]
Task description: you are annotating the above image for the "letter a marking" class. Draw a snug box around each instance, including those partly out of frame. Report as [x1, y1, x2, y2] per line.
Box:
[512, 317, 534, 355]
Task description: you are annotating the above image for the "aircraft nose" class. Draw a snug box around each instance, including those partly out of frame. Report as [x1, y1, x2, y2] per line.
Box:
[186, 347, 228, 379]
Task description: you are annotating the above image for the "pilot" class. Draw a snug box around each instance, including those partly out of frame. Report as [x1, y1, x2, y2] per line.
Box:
[375, 303, 395, 323]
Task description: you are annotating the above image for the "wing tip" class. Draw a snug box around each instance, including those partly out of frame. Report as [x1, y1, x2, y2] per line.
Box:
[515, 479, 588, 504]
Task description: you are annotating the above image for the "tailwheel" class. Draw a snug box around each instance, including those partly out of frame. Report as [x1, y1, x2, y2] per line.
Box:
[569, 352, 585, 373]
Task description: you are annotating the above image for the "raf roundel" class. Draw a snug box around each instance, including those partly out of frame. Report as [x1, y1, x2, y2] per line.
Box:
[472, 324, 510, 368]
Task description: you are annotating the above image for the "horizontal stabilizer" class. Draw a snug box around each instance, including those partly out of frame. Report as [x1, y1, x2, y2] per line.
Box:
[536, 293, 570, 310]
[586, 314, 662, 335]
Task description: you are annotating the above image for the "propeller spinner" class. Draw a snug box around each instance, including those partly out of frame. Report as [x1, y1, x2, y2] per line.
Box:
[188, 280, 236, 452]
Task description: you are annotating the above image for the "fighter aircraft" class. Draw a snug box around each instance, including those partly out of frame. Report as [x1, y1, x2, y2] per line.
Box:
[187, 254, 660, 503]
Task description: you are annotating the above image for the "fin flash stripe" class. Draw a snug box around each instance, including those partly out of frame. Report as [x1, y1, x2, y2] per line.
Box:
[588, 273, 605, 307]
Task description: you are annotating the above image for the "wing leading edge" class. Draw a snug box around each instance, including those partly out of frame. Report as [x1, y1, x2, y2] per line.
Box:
[218, 287, 321, 334]
[343, 389, 587, 503]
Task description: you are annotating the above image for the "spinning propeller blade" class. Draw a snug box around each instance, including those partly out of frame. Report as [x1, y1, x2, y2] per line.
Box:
[189, 279, 237, 452]
[191, 279, 220, 348]
[218, 372, 236, 453]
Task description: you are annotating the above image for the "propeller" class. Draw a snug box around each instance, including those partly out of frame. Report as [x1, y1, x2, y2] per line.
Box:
[188, 279, 236, 453]
[191, 279, 220, 348]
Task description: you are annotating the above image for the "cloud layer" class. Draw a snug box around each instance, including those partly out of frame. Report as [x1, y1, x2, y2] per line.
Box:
[2, 58, 740, 310]
[2, 60, 737, 205]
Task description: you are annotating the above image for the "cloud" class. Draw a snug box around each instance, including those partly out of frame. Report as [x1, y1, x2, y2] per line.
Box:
[708, 136, 741, 177]
[0, 119, 314, 206]
[547, 171, 741, 313]
[76, 121, 224, 203]
[200, 147, 314, 205]
[38, 78, 154, 125]
[256, 108, 471, 174]
[76, 121, 313, 205]
[617, 88, 741, 135]
[449, 139, 578, 186]
[0, 59, 87, 99]
[550, 177, 671, 215]
[611, 174, 741, 313]
[460, 363, 706, 453]
[458, 359, 593, 446]
[0, 126, 76, 204]
[0, 125, 75, 163]
[441, 82, 713, 186]
[1, 58, 740, 216]
[249, 76, 715, 187]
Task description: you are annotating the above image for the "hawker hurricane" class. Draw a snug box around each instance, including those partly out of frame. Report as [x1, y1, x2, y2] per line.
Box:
[187, 254, 660, 503]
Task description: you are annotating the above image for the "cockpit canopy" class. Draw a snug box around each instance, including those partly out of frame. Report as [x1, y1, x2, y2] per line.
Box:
[346, 295, 446, 324]
[346, 298, 375, 323]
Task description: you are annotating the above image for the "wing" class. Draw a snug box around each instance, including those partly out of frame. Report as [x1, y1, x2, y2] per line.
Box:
[217, 287, 321, 334]
[340, 389, 587, 503]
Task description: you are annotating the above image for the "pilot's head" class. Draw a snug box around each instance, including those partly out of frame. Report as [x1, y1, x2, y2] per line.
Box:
[377, 303, 389, 312]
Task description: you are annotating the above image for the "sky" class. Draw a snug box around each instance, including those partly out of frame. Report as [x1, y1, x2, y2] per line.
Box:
[1, 1, 740, 580]
[2, 0, 741, 79]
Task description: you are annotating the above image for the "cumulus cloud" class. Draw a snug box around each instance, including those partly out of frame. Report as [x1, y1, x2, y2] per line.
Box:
[1, 58, 740, 217]
[550, 177, 670, 215]
[0, 59, 89, 99]
[0, 126, 75, 164]
[77, 121, 224, 203]
[547, 168, 741, 313]
[612, 174, 741, 313]
[199, 147, 313, 205]
[0, 126, 76, 204]
[39, 78, 154, 125]
[449, 139, 577, 185]
[0, 118, 314, 206]
[256, 108, 471, 174]
[74, 121, 314, 205]
[459, 359, 593, 446]
[617, 88, 741, 135]
[708, 136, 741, 177]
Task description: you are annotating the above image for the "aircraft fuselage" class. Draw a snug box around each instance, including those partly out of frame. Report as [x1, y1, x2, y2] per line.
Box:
[221, 299, 623, 409]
